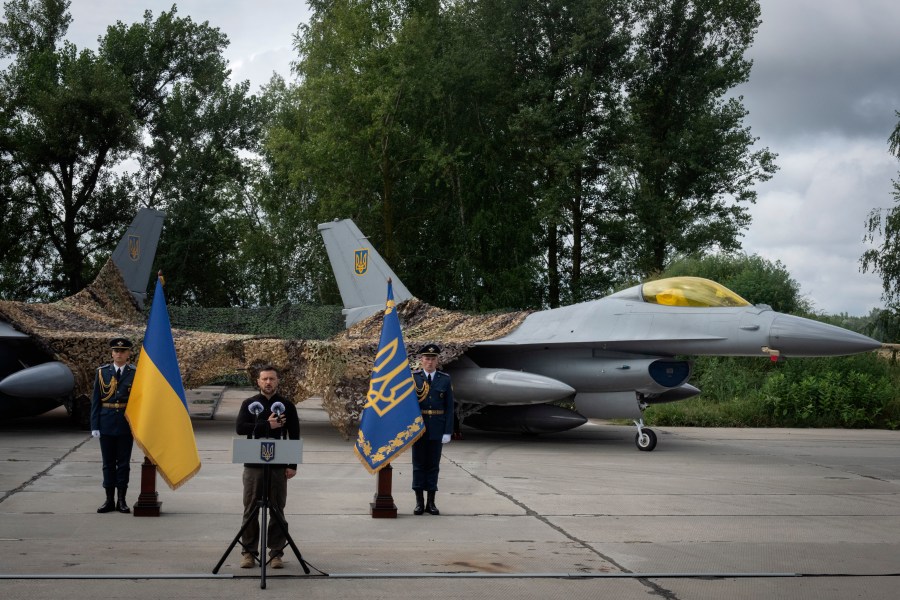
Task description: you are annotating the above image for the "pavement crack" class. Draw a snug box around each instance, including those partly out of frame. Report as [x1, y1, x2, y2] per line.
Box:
[447, 456, 682, 599]
[0, 436, 93, 505]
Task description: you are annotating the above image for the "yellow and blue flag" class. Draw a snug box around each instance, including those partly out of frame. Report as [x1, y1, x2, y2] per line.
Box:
[355, 281, 423, 473]
[126, 277, 201, 489]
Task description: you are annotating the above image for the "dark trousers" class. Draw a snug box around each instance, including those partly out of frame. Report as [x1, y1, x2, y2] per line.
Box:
[411, 437, 443, 491]
[99, 434, 133, 488]
[241, 467, 289, 559]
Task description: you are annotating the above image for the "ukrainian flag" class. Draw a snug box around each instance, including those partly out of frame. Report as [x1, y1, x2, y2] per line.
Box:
[126, 278, 201, 489]
[355, 281, 424, 473]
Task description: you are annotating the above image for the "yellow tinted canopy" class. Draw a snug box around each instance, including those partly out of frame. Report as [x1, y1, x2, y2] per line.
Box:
[642, 277, 751, 308]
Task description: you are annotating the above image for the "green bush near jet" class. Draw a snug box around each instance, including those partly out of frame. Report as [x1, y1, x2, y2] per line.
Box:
[646, 353, 900, 430]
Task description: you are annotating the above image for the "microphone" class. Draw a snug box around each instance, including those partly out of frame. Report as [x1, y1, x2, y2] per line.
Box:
[248, 401, 265, 438]
[270, 401, 287, 439]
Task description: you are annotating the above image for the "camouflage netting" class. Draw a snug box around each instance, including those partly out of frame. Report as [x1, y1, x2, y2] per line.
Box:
[320, 299, 531, 437]
[0, 260, 150, 397]
[0, 259, 531, 438]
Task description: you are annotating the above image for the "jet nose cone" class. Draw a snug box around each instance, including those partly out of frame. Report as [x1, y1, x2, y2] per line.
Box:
[0, 361, 75, 397]
[770, 314, 881, 357]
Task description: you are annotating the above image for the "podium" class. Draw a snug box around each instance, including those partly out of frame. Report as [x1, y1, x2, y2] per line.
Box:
[213, 438, 309, 588]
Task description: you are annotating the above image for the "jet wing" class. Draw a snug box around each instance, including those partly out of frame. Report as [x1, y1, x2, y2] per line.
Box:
[0, 320, 28, 339]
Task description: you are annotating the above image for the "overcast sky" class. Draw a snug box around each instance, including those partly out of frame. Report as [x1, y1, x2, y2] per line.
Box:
[61, 1, 900, 316]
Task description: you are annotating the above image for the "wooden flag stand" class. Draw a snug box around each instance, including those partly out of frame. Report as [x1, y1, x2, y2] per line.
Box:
[133, 456, 162, 516]
[370, 464, 398, 518]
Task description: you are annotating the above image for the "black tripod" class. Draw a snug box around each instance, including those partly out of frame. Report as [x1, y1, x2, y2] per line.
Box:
[214, 461, 309, 589]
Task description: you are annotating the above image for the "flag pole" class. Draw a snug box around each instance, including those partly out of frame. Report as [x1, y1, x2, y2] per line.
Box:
[133, 455, 161, 517]
[133, 271, 164, 517]
[357, 276, 423, 517]
[371, 463, 398, 518]
[371, 277, 398, 518]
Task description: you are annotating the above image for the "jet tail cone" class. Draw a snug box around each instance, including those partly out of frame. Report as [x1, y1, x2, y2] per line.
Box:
[770, 314, 881, 357]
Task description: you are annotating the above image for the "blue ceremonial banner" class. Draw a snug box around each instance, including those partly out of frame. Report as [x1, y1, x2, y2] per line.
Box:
[354, 281, 423, 473]
[126, 277, 201, 489]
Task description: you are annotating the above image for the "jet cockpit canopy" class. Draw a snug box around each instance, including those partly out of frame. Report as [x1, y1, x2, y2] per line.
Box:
[641, 277, 751, 308]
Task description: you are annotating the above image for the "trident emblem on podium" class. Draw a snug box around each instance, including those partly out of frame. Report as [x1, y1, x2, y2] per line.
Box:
[260, 442, 275, 462]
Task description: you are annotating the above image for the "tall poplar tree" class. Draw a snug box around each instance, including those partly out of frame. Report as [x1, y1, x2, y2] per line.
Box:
[610, 0, 777, 282]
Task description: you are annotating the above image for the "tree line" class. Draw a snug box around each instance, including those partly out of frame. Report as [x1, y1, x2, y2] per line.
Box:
[0, 0, 827, 313]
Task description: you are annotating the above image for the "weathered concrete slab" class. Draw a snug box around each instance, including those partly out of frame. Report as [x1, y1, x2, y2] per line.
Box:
[1, 391, 898, 600]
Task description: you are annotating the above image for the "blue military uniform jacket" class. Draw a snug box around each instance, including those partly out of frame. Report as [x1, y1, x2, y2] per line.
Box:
[413, 369, 454, 440]
[90, 363, 135, 436]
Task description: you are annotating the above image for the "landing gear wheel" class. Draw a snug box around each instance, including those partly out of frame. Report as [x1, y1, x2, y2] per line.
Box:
[635, 428, 657, 452]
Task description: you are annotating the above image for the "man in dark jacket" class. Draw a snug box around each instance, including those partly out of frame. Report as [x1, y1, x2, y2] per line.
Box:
[90, 337, 136, 513]
[235, 365, 300, 569]
[411, 343, 454, 515]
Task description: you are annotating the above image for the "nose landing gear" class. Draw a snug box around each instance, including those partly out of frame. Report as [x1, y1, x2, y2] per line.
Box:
[633, 418, 657, 451]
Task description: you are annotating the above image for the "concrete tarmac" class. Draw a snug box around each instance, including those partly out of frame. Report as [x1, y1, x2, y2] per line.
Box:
[1, 387, 899, 599]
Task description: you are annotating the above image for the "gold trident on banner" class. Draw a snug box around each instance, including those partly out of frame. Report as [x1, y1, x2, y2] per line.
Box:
[365, 338, 414, 416]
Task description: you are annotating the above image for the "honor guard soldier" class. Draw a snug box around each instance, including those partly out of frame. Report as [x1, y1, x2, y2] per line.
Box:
[90, 337, 136, 513]
[411, 343, 455, 515]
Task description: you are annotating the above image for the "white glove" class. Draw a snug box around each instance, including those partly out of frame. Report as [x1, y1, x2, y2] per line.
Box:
[441, 434, 451, 444]
[91, 430, 100, 438]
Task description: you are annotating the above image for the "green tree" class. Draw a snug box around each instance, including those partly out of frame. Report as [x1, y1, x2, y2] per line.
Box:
[405, 0, 543, 310]
[0, 2, 263, 304]
[132, 67, 264, 306]
[0, 97, 48, 299]
[495, 0, 633, 307]
[610, 0, 777, 283]
[243, 76, 334, 306]
[273, 0, 545, 311]
[283, 0, 422, 260]
[275, 0, 778, 312]
[1, 0, 138, 297]
[862, 110, 900, 314]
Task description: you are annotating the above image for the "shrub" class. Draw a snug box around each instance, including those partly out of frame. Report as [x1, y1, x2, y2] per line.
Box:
[647, 352, 900, 429]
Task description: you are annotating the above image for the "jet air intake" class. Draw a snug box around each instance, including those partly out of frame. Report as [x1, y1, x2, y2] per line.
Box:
[648, 359, 692, 390]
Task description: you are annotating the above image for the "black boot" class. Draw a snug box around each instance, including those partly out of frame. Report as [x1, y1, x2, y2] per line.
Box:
[97, 487, 115, 513]
[116, 486, 130, 513]
[425, 491, 440, 515]
[413, 490, 425, 515]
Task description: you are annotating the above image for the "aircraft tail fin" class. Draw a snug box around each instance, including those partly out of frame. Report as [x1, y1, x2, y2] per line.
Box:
[318, 219, 413, 328]
[110, 208, 166, 309]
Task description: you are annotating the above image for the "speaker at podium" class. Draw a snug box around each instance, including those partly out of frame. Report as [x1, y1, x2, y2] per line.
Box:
[213, 438, 311, 588]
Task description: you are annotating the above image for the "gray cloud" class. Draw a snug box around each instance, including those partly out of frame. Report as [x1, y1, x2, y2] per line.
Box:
[733, 0, 900, 315]
[64, 1, 309, 92]
[738, 0, 900, 141]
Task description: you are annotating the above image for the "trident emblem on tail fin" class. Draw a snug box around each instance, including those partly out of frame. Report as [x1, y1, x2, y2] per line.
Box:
[354, 249, 369, 275]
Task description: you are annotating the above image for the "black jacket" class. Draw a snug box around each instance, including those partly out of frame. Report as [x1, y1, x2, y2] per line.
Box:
[236, 392, 301, 469]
